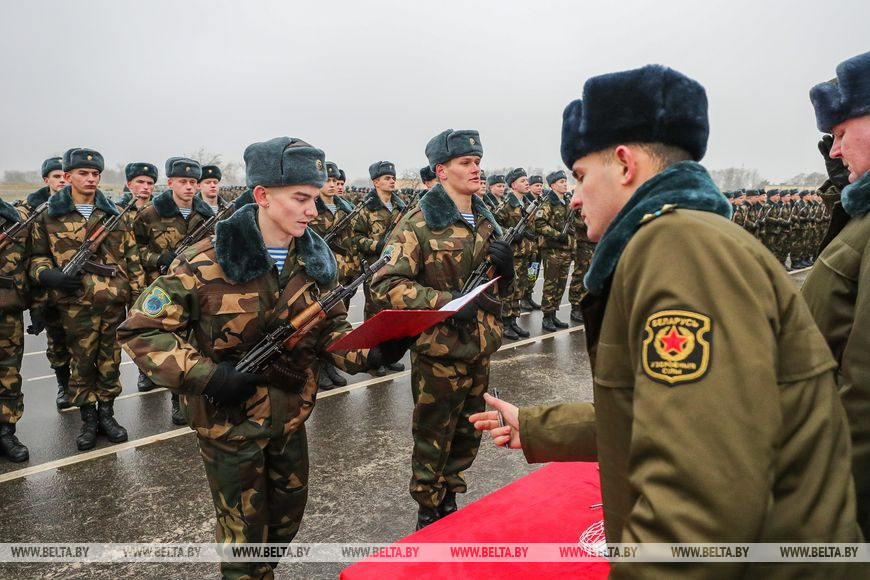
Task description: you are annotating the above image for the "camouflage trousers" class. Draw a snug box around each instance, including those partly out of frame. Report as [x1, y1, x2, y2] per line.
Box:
[506, 250, 529, 318]
[199, 425, 309, 580]
[524, 243, 540, 301]
[541, 248, 571, 315]
[410, 351, 488, 509]
[0, 311, 24, 423]
[60, 303, 124, 407]
[44, 303, 70, 370]
[568, 240, 596, 307]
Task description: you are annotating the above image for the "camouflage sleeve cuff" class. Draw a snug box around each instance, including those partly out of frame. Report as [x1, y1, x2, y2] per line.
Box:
[520, 402, 598, 464]
[182, 357, 219, 396]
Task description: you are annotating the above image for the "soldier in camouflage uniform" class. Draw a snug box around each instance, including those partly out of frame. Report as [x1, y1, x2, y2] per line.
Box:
[23, 156, 71, 410]
[29, 148, 144, 451]
[133, 157, 215, 424]
[420, 165, 437, 192]
[308, 161, 357, 389]
[522, 175, 544, 310]
[118, 137, 406, 580]
[371, 128, 514, 530]
[483, 174, 503, 210]
[117, 162, 158, 213]
[495, 168, 533, 340]
[350, 160, 407, 375]
[197, 164, 229, 214]
[535, 170, 572, 331]
[567, 194, 596, 322]
[0, 198, 32, 462]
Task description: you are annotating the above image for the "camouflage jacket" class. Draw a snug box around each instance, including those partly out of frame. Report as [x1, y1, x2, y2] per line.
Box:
[483, 191, 498, 210]
[310, 195, 359, 281]
[133, 190, 215, 283]
[0, 200, 30, 312]
[29, 187, 144, 308]
[350, 191, 406, 260]
[494, 190, 532, 258]
[535, 189, 571, 250]
[371, 184, 506, 362]
[118, 204, 373, 442]
[523, 192, 539, 237]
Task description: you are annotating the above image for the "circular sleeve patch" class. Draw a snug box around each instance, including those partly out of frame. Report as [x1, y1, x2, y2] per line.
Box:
[641, 309, 712, 385]
[142, 287, 171, 317]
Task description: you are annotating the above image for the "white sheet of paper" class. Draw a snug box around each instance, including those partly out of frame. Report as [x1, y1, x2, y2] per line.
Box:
[438, 277, 500, 312]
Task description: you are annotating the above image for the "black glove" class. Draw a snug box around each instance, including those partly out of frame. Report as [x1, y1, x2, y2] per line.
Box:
[487, 240, 514, 285]
[157, 251, 176, 271]
[38, 268, 83, 293]
[819, 135, 851, 190]
[556, 232, 570, 244]
[450, 291, 479, 323]
[523, 230, 536, 241]
[202, 362, 262, 406]
[368, 335, 417, 370]
[26, 308, 45, 335]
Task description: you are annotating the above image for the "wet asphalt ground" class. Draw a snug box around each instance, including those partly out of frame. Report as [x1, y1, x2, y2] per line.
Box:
[0, 266, 812, 579]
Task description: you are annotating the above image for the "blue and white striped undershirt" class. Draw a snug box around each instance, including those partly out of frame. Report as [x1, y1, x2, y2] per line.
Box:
[326, 204, 337, 214]
[75, 204, 95, 220]
[267, 247, 289, 273]
[460, 212, 476, 228]
[384, 202, 393, 213]
[179, 207, 192, 219]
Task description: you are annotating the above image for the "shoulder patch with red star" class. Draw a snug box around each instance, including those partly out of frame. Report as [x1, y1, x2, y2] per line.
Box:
[641, 309, 712, 385]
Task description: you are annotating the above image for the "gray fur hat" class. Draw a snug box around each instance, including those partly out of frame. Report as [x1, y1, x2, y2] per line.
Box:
[244, 137, 327, 189]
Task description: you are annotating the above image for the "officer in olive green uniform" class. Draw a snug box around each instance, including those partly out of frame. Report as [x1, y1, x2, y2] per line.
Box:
[23, 156, 71, 410]
[494, 168, 532, 340]
[119, 136, 405, 580]
[535, 170, 572, 331]
[803, 51, 870, 539]
[473, 65, 862, 579]
[0, 198, 32, 462]
[133, 158, 215, 423]
[371, 129, 515, 530]
[30, 148, 145, 451]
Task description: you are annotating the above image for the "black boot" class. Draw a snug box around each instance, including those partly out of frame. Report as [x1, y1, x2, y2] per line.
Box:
[55, 365, 71, 411]
[502, 317, 519, 340]
[551, 315, 569, 329]
[438, 491, 458, 517]
[519, 298, 534, 312]
[542, 314, 558, 332]
[170, 394, 187, 426]
[511, 318, 530, 338]
[570, 308, 584, 323]
[385, 362, 405, 372]
[76, 405, 99, 451]
[318, 361, 336, 390]
[416, 505, 441, 531]
[137, 370, 156, 392]
[0, 423, 29, 463]
[323, 361, 348, 387]
[527, 296, 541, 310]
[97, 400, 128, 443]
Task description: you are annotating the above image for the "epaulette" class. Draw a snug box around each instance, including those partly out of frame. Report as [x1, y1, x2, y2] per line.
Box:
[639, 203, 678, 226]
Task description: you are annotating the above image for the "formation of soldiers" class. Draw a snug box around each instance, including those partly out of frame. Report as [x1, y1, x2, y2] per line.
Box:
[725, 187, 830, 270]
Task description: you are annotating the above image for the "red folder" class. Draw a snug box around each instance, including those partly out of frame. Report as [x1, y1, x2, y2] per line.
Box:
[328, 278, 499, 351]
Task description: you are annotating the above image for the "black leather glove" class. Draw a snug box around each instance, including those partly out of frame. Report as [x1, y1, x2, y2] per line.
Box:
[368, 335, 417, 370]
[487, 240, 514, 284]
[38, 268, 83, 293]
[202, 362, 262, 406]
[556, 232, 570, 244]
[26, 308, 45, 335]
[523, 230, 536, 241]
[157, 251, 176, 271]
[450, 292, 479, 323]
[819, 135, 851, 190]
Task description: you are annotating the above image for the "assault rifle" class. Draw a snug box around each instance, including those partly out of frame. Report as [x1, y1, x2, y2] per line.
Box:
[162, 202, 235, 273]
[0, 201, 48, 252]
[460, 194, 544, 294]
[62, 197, 137, 278]
[322, 200, 364, 255]
[560, 207, 577, 236]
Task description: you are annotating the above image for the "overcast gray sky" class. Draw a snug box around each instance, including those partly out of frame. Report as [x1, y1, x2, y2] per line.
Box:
[1, 0, 868, 184]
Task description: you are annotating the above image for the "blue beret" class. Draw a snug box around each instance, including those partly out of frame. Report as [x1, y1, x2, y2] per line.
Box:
[325, 162, 341, 180]
[125, 162, 158, 182]
[200, 165, 222, 181]
[368, 161, 396, 180]
[529, 175, 543, 185]
[425, 129, 483, 169]
[41, 156, 63, 177]
[560, 64, 709, 167]
[810, 51, 870, 132]
[244, 137, 327, 189]
[62, 148, 104, 172]
[165, 157, 202, 180]
[487, 174, 505, 186]
[546, 170, 567, 185]
[420, 165, 436, 182]
[506, 168, 527, 186]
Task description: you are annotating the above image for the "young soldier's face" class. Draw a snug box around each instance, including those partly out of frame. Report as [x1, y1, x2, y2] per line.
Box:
[199, 177, 220, 199]
[336, 180, 345, 195]
[128, 176, 155, 200]
[530, 182, 543, 195]
[373, 174, 396, 193]
[551, 178, 568, 194]
[65, 168, 101, 195]
[261, 184, 320, 238]
[830, 115, 870, 183]
[490, 182, 505, 196]
[570, 152, 629, 242]
[511, 176, 530, 194]
[321, 177, 336, 197]
[168, 177, 198, 204]
[477, 178, 487, 196]
[44, 170, 67, 193]
[441, 155, 482, 196]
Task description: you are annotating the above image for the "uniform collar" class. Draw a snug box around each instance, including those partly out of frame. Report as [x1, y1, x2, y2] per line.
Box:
[841, 169, 870, 218]
[418, 183, 502, 236]
[47, 186, 119, 218]
[153, 189, 215, 219]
